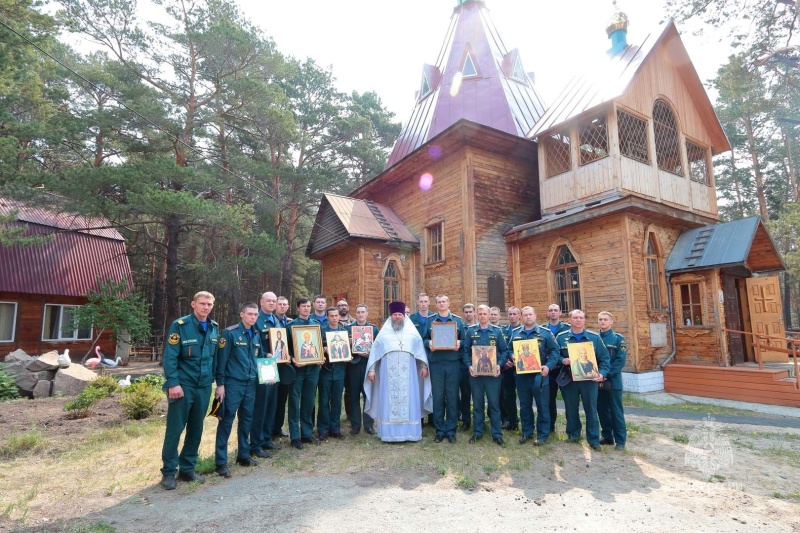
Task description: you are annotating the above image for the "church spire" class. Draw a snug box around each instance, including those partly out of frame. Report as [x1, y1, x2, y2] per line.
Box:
[606, 1, 630, 56]
[385, 0, 546, 169]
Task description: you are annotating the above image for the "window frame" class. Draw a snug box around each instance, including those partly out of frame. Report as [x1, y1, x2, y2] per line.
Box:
[382, 259, 401, 320]
[578, 113, 610, 166]
[425, 220, 445, 265]
[41, 304, 93, 342]
[644, 231, 666, 311]
[548, 243, 583, 313]
[616, 107, 650, 164]
[671, 274, 708, 328]
[653, 98, 683, 176]
[0, 301, 18, 343]
[686, 138, 711, 185]
[543, 130, 573, 178]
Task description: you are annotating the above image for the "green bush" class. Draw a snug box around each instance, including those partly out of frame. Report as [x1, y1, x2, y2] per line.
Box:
[0, 363, 19, 402]
[86, 372, 119, 396]
[64, 386, 108, 418]
[119, 382, 163, 420]
[0, 430, 45, 459]
[135, 374, 165, 389]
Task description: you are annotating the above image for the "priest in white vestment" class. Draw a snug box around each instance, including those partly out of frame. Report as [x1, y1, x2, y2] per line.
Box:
[364, 301, 432, 442]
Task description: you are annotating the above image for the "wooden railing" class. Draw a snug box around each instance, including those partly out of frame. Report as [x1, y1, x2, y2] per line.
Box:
[722, 328, 800, 388]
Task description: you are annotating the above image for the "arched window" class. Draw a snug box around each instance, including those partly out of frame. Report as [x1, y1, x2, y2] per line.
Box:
[653, 99, 682, 175]
[552, 246, 581, 312]
[383, 260, 400, 319]
[645, 233, 664, 310]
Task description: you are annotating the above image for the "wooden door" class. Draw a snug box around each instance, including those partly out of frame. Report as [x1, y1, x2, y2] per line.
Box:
[746, 276, 787, 363]
[722, 275, 745, 364]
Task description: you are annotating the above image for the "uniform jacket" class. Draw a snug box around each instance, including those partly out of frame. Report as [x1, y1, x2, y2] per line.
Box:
[508, 324, 560, 372]
[555, 329, 611, 379]
[162, 313, 219, 389]
[215, 321, 260, 385]
[462, 324, 510, 371]
[321, 322, 348, 380]
[599, 329, 627, 390]
[410, 310, 434, 336]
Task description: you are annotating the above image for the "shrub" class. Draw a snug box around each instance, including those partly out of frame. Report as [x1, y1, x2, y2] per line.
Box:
[119, 382, 163, 420]
[0, 430, 45, 459]
[0, 363, 19, 402]
[135, 374, 165, 389]
[86, 372, 119, 396]
[64, 386, 108, 418]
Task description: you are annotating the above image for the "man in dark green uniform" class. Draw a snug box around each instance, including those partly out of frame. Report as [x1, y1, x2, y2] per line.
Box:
[250, 291, 282, 459]
[555, 309, 610, 451]
[463, 305, 509, 446]
[597, 311, 627, 450]
[411, 293, 435, 428]
[458, 303, 476, 431]
[214, 302, 261, 478]
[346, 304, 379, 435]
[546, 303, 571, 432]
[509, 306, 559, 445]
[287, 297, 324, 449]
[160, 291, 219, 490]
[318, 307, 348, 440]
[272, 296, 293, 439]
[423, 294, 465, 443]
[500, 306, 521, 431]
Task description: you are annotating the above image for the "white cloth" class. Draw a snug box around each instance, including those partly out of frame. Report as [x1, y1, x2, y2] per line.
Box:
[364, 316, 432, 442]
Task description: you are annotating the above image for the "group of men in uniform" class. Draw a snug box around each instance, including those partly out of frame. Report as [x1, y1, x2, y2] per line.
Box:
[409, 293, 628, 450]
[158, 290, 628, 491]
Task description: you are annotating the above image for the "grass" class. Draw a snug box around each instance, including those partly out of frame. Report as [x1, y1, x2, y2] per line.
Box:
[454, 472, 477, 490]
[69, 522, 116, 533]
[0, 430, 47, 460]
[672, 433, 689, 444]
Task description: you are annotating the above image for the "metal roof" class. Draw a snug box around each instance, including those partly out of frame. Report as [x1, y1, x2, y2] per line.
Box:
[665, 217, 785, 274]
[0, 197, 124, 241]
[528, 20, 730, 154]
[385, 0, 546, 169]
[0, 221, 134, 297]
[306, 194, 418, 257]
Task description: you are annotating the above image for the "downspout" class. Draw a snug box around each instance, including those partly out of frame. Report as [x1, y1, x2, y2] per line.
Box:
[660, 272, 677, 368]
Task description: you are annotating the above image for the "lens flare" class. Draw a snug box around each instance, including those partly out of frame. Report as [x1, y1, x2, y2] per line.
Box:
[428, 145, 442, 159]
[419, 173, 433, 191]
[450, 72, 463, 97]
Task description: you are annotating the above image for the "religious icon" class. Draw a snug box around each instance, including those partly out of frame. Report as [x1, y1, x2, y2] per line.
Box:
[351, 326, 374, 354]
[513, 339, 542, 374]
[256, 356, 280, 385]
[291, 325, 324, 365]
[471, 345, 497, 376]
[431, 321, 458, 350]
[567, 343, 600, 381]
[325, 331, 352, 362]
[269, 328, 290, 363]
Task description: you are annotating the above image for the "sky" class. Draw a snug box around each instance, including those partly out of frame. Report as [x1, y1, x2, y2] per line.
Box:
[230, 0, 731, 124]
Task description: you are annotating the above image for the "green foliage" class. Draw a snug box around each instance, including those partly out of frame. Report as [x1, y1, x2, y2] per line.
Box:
[0, 430, 46, 460]
[64, 386, 107, 418]
[69, 522, 117, 533]
[85, 372, 119, 396]
[71, 278, 151, 347]
[135, 374, 165, 389]
[119, 381, 163, 420]
[0, 363, 20, 402]
[194, 455, 217, 475]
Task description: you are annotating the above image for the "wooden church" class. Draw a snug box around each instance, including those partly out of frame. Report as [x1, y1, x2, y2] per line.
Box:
[307, 0, 800, 406]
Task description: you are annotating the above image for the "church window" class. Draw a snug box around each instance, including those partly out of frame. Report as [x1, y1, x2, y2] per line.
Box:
[653, 99, 682, 175]
[617, 110, 649, 163]
[552, 246, 581, 312]
[462, 52, 478, 77]
[579, 115, 609, 165]
[679, 283, 703, 326]
[419, 70, 432, 100]
[645, 234, 664, 310]
[510, 55, 525, 82]
[686, 140, 710, 185]
[383, 261, 400, 319]
[544, 131, 572, 177]
[426, 222, 444, 264]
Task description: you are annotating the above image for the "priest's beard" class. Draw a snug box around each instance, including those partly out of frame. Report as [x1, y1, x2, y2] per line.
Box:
[391, 318, 404, 332]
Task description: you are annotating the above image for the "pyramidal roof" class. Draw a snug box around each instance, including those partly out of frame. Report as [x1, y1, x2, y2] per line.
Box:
[385, 0, 547, 169]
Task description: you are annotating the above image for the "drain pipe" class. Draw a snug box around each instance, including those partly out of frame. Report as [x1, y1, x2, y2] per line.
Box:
[660, 272, 677, 368]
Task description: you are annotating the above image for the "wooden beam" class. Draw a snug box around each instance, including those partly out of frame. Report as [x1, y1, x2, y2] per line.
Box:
[463, 146, 477, 304]
[621, 215, 640, 371]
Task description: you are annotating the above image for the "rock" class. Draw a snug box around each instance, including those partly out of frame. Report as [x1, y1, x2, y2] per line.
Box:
[32, 370, 57, 382]
[13, 368, 38, 396]
[4, 349, 32, 364]
[33, 380, 53, 399]
[52, 364, 97, 396]
[26, 351, 60, 372]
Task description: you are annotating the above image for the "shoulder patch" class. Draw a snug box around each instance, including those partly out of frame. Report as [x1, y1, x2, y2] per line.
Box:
[226, 325, 239, 331]
[218, 336, 227, 348]
[210, 319, 218, 326]
[168, 332, 180, 345]
[177, 319, 185, 325]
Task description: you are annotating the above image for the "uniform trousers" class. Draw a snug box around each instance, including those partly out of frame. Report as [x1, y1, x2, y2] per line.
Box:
[500, 366, 518, 427]
[429, 360, 460, 438]
[516, 373, 550, 441]
[598, 387, 627, 446]
[347, 359, 373, 432]
[250, 382, 278, 453]
[458, 361, 471, 424]
[317, 365, 345, 436]
[161, 383, 211, 476]
[215, 378, 256, 465]
[561, 380, 600, 444]
[289, 365, 320, 441]
[470, 375, 502, 439]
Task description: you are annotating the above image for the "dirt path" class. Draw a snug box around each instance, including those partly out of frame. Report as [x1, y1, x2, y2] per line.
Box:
[15, 411, 797, 533]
